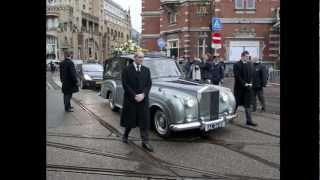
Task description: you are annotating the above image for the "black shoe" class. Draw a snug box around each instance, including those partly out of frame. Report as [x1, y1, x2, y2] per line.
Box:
[65, 109, 74, 112]
[246, 122, 258, 126]
[260, 108, 266, 113]
[122, 136, 128, 144]
[142, 142, 154, 152]
[70, 106, 74, 109]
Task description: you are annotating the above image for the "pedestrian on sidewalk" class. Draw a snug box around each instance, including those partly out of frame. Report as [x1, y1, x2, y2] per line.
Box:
[59, 51, 79, 112]
[233, 51, 257, 126]
[206, 54, 224, 85]
[251, 57, 268, 112]
[185, 57, 202, 81]
[120, 51, 154, 152]
[50, 61, 56, 73]
[200, 52, 211, 82]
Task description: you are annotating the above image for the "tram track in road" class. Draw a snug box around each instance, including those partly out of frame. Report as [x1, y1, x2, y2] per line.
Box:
[47, 140, 277, 180]
[46, 141, 230, 179]
[47, 75, 280, 179]
[47, 164, 211, 180]
[229, 123, 280, 138]
[47, 132, 279, 147]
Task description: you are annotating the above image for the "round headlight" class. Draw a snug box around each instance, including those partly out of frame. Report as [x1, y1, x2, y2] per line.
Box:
[84, 74, 92, 80]
[184, 97, 195, 107]
[221, 93, 228, 102]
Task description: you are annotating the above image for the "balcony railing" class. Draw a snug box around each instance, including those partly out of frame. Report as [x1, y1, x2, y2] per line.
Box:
[160, 0, 181, 5]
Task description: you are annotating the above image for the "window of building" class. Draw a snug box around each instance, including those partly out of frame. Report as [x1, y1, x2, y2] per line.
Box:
[168, 12, 177, 24]
[196, 6, 208, 16]
[64, 22, 68, 31]
[83, 4, 86, 10]
[246, 0, 255, 9]
[197, 39, 206, 58]
[228, 41, 260, 61]
[235, 0, 244, 9]
[235, 0, 255, 10]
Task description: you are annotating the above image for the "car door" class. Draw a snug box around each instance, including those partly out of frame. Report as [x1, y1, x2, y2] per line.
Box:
[116, 58, 133, 107]
[101, 58, 114, 98]
[112, 57, 125, 107]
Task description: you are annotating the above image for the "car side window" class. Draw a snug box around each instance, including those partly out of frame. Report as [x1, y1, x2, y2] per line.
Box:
[110, 58, 122, 79]
[104, 58, 114, 79]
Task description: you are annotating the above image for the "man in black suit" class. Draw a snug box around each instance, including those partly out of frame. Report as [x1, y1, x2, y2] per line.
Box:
[120, 51, 153, 152]
[251, 57, 268, 112]
[233, 51, 257, 126]
[59, 51, 79, 112]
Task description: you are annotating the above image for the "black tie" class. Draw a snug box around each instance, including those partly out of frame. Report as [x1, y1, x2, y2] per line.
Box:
[137, 65, 140, 72]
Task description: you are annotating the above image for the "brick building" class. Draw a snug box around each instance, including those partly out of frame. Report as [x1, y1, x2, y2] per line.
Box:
[141, 0, 280, 61]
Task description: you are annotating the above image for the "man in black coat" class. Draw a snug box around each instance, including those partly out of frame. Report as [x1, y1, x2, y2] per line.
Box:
[59, 51, 79, 112]
[120, 51, 153, 152]
[206, 55, 224, 85]
[233, 51, 257, 126]
[251, 57, 268, 112]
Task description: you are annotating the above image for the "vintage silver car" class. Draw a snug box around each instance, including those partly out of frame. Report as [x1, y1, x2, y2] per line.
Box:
[100, 54, 237, 137]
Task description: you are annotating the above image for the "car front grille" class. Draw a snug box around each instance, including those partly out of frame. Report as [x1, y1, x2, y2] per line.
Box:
[198, 90, 219, 121]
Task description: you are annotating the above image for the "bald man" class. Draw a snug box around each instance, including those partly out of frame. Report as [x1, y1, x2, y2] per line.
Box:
[120, 51, 154, 152]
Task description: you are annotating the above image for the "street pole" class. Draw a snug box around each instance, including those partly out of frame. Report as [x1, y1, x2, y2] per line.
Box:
[208, 0, 215, 55]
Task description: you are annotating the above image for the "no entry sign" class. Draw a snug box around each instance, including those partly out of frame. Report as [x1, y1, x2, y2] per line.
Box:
[211, 32, 222, 49]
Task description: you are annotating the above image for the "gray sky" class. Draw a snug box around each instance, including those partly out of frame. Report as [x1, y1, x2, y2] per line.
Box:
[114, 0, 142, 33]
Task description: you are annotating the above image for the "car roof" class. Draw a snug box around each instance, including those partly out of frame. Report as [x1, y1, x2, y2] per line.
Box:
[119, 54, 174, 61]
[82, 63, 102, 66]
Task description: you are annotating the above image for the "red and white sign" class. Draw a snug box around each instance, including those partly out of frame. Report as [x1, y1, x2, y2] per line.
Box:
[211, 32, 222, 49]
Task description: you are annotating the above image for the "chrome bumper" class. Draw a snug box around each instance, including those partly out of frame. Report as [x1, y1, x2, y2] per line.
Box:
[169, 113, 237, 132]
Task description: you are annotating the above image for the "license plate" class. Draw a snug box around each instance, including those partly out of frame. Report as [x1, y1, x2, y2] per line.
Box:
[205, 121, 226, 131]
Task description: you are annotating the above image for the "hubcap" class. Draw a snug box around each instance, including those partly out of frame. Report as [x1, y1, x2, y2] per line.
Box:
[155, 111, 168, 135]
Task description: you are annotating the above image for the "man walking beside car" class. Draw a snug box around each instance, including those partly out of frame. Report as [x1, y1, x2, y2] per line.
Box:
[233, 51, 257, 126]
[251, 57, 268, 112]
[59, 51, 79, 112]
[120, 51, 154, 152]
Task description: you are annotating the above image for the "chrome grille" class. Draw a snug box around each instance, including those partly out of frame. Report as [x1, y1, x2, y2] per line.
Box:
[198, 90, 219, 121]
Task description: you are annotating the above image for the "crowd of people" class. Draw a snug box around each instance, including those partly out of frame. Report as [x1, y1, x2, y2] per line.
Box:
[180, 51, 268, 126]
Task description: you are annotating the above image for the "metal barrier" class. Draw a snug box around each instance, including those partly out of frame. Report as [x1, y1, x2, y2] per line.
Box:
[268, 69, 280, 84]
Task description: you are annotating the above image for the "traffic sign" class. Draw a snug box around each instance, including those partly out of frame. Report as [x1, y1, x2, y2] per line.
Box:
[212, 17, 222, 31]
[157, 38, 166, 49]
[211, 32, 222, 49]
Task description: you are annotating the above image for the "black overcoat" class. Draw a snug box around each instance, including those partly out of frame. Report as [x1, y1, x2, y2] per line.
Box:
[252, 62, 268, 89]
[233, 60, 254, 108]
[120, 64, 152, 129]
[59, 58, 79, 94]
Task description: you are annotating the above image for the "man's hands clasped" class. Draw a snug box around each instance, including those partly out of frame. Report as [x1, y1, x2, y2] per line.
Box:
[135, 93, 145, 102]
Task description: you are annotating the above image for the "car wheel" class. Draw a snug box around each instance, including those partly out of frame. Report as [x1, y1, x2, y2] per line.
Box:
[154, 109, 171, 138]
[108, 92, 118, 112]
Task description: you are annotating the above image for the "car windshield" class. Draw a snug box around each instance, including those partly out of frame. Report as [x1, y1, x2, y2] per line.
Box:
[82, 64, 103, 72]
[143, 59, 182, 78]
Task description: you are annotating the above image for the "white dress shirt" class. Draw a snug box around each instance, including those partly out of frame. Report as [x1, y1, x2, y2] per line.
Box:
[133, 62, 141, 71]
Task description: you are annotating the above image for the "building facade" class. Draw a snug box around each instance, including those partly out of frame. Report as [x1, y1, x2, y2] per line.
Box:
[46, 0, 132, 61]
[141, 0, 280, 61]
[103, 0, 132, 58]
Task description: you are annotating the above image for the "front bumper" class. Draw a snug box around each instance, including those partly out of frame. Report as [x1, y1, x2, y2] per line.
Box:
[169, 113, 237, 132]
[84, 80, 103, 87]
